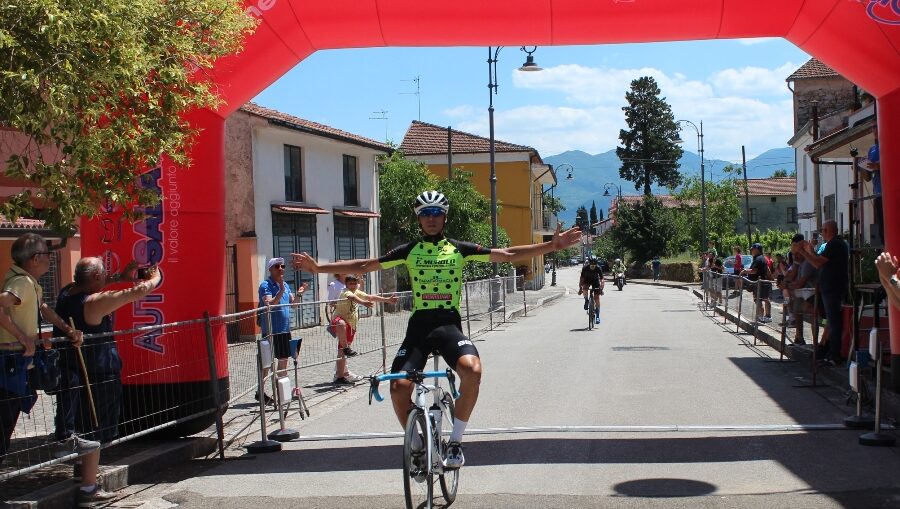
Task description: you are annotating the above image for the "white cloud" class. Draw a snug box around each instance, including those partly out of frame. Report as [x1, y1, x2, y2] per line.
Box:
[709, 63, 797, 97]
[446, 62, 798, 161]
[442, 105, 475, 118]
[736, 37, 779, 46]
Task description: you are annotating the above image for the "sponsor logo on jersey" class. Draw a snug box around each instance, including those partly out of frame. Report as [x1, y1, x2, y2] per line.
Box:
[423, 293, 453, 300]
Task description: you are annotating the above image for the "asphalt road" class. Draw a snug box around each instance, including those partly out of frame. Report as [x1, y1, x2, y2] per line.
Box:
[115, 267, 900, 509]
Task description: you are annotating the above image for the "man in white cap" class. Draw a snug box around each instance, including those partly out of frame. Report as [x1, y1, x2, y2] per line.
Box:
[257, 257, 307, 404]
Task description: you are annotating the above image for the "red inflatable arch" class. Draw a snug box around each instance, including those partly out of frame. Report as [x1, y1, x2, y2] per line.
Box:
[81, 0, 900, 420]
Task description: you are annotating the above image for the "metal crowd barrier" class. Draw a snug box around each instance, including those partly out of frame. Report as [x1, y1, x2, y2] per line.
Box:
[1, 275, 525, 481]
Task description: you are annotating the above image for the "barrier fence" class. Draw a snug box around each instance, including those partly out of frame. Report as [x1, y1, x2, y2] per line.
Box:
[1, 275, 524, 482]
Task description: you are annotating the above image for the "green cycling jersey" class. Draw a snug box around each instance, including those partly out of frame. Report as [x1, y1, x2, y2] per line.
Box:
[378, 236, 491, 313]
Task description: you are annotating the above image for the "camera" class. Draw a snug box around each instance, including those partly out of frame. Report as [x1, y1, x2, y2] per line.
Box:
[850, 147, 859, 157]
[136, 266, 155, 280]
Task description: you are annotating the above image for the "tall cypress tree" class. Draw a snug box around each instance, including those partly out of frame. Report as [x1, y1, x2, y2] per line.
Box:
[616, 76, 684, 196]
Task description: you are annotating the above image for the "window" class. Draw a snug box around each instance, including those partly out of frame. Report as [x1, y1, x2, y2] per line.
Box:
[334, 217, 369, 260]
[284, 145, 302, 201]
[343, 155, 359, 206]
[824, 194, 836, 221]
[272, 213, 318, 327]
[787, 207, 797, 224]
[748, 208, 758, 224]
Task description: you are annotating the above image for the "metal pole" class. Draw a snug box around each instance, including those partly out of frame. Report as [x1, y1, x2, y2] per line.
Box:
[742, 146, 752, 245]
[699, 121, 707, 252]
[464, 281, 472, 339]
[522, 275, 527, 316]
[245, 306, 281, 454]
[203, 311, 225, 459]
[379, 300, 387, 374]
[488, 46, 499, 277]
[860, 290, 896, 446]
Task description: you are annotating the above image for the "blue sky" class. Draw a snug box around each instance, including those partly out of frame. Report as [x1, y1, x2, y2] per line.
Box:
[253, 38, 811, 163]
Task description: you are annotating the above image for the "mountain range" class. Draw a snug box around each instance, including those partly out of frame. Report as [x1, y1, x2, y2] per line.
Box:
[543, 146, 795, 228]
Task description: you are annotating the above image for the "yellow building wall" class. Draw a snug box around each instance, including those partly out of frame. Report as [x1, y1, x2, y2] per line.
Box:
[426, 160, 542, 280]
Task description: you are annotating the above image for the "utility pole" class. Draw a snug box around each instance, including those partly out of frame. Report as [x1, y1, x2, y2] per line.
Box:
[742, 145, 752, 245]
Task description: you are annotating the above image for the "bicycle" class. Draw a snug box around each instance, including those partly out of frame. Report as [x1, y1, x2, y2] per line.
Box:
[369, 354, 461, 509]
[587, 293, 595, 330]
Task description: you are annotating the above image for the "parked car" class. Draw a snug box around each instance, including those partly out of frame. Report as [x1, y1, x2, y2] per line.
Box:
[723, 255, 754, 275]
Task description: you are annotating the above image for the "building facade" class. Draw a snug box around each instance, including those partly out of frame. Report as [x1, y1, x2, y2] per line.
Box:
[735, 178, 799, 234]
[399, 121, 556, 288]
[225, 103, 390, 328]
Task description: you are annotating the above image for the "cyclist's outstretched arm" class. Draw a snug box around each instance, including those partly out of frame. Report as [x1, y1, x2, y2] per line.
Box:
[292, 253, 383, 274]
[489, 224, 581, 263]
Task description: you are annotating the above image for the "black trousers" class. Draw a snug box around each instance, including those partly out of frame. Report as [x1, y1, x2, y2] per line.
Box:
[0, 387, 22, 463]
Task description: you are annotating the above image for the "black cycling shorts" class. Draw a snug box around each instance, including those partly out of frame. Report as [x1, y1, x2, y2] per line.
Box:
[391, 310, 479, 373]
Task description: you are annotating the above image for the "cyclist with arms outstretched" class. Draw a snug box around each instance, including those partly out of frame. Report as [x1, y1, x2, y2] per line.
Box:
[293, 191, 581, 469]
[579, 255, 604, 324]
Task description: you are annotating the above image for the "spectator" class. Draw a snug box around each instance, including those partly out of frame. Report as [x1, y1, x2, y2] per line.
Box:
[51, 256, 161, 506]
[800, 220, 848, 366]
[257, 258, 308, 404]
[731, 246, 744, 296]
[875, 251, 900, 309]
[741, 243, 771, 323]
[331, 275, 397, 384]
[780, 252, 798, 325]
[860, 124, 883, 246]
[651, 256, 661, 282]
[786, 248, 818, 345]
[707, 241, 718, 260]
[772, 253, 788, 303]
[709, 257, 724, 305]
[325, 274, 346, 340]
[1, 234, 83, 467]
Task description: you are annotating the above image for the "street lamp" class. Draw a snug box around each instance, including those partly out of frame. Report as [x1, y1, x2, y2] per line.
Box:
[545, 163, 574, 286]
[603, 182, 623, 260]
[676, 119, 706, 252]
[488, 46, 542, 276]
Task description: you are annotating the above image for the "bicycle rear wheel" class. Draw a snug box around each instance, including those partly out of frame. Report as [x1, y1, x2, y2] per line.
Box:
[404, 409, 433, 509]
[588, 298, 595, 330]
[439, 394, 459, 505]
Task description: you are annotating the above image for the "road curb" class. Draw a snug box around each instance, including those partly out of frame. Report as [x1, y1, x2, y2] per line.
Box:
[5, 438, 217, 509]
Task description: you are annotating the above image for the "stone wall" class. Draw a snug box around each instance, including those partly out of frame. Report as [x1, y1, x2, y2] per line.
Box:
[223, 110, 259, 244]
[792, 77, 856, 132]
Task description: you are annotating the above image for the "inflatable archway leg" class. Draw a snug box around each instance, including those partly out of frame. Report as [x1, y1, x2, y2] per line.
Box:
[878, 90, 900, 392]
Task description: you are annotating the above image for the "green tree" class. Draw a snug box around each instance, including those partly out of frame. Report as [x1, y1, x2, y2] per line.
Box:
[611, 195, 676, 264]
[771, 169, 789, 178]
[377, 153, 509, 280]
[0, 0, 256, 234]
[616, 76, 684, 195]
[575, 205, 589, 229]
[542, 193, 565, 216]
[589, 200, 598, 232]
[673, 165, 744, 253]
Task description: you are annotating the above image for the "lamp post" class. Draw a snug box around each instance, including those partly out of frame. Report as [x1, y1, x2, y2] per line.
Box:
[487, 46, 542, 276]
[603, 182, 623, 260]
[545, 163, 574, 286]
[677, 119, 706, 252]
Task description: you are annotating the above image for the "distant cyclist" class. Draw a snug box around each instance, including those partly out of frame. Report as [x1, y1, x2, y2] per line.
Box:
[579, 255, 604, 324]
[612, 257, 627, 285]
[292, 191, 581, 469]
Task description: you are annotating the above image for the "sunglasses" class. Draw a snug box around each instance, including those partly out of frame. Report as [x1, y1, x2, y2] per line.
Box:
[418, 208, 446, 217]
[272, 264, 285, 269]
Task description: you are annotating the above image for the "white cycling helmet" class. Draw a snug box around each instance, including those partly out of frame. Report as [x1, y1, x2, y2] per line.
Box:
[414, 190, 449, 215]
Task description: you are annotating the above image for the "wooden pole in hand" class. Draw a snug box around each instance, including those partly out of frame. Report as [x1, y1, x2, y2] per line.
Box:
[69, 317, 99, 428]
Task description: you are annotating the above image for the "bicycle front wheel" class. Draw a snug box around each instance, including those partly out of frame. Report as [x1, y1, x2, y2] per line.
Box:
[404, 409, 433, 509]
[439, 394, 459, 505]
[588, 299, 595, 330]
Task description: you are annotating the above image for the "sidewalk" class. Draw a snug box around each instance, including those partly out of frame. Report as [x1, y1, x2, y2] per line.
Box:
[3, 283, 567, 508]
[630, 278, 900, 427]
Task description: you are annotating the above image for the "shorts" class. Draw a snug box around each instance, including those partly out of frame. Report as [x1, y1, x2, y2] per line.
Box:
[271, 332, 292, 360]
[391, 310, 479, 373]
[582, 281, 603, 293]
[751, 281, 772, 301]
[330, 316, 355, 345]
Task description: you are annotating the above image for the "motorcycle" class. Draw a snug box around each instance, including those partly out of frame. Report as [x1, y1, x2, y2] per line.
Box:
[614, 272, 625, 291]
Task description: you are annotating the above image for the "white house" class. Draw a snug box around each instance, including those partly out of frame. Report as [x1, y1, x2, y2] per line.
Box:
[224, 103, 391, 328]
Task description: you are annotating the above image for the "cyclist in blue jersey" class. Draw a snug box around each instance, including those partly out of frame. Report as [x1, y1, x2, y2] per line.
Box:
[293, 191, 581, 469]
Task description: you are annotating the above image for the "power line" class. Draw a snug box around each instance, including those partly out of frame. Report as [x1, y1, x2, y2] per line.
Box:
[369, 110, 388, 141]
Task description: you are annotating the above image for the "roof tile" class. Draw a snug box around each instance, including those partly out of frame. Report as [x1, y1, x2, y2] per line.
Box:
[744, 177, 796, 196]
[399, 120, 535, 156]
[786, 58, 840, 81]
[240, 103, 391, 152]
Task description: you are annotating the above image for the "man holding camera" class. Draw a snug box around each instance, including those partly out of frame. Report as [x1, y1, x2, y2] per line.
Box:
[52, 257, 162, 506]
